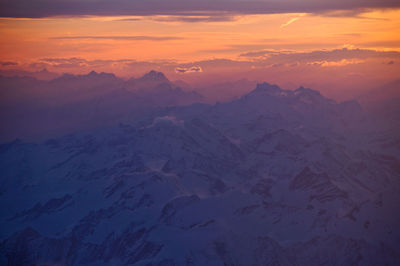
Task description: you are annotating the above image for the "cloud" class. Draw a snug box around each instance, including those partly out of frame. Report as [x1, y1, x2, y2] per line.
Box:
[40, 57, 87, 64]
[240, 48, 400, 63]
[1, 0, 399, 18]
[175, 66, 203, 73]
[39, 57, 88, 68]
[26, 57, 178, 77]
[0, 61, 18, 66]
[35, 57, 115, 69]
[21, 48, 400, 74]
[280, 14, 305, 28]
[206, 42, 343, 55]
[112, 17, 141, 22]
[312, 9, 390, 19]
[150, 15, 236, 23]
[9, 48, 400, 85]
[240, 50, 282, 58]
[49, 35, 182, 41]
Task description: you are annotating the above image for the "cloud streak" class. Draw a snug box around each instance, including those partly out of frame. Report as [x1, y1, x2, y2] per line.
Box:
[0, 61, 18, 66]
[50, 35, 182, 41]
[150, 15, 236, 23]
[240, 48, 400, 64]
[280, 14, 305, 28]
[1, 0, 399, 18]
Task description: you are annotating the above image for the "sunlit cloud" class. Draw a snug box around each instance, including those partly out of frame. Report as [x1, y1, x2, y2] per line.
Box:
[310, 58, 365, 67]
[240, 48, 400, 63]
[280, 14, 305, 28]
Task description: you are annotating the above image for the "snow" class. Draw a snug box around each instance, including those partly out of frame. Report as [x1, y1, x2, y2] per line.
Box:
[0, 80, 399, 265]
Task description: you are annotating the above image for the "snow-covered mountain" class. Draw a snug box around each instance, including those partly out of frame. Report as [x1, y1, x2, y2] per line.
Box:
[0, 71, 204, 142]
[0, 80, 399, 265]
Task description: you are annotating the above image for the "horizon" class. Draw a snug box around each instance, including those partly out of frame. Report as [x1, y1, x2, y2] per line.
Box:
[0, 67, 383, 102]
[2, 61, 399, 100]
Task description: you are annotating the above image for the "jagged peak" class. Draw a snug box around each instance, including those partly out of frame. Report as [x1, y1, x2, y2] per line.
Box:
[87, 71, 116, 78]
[53, 73, 75, 81]
[294, 86, 321, 96]
[242, 82, 283, 99]
[293, 85, 335, 105]
[53, 71, 117, 82]
[139, 70, 169, 82]
[88, 70, 98, 76]
[254, 82, 282, 93]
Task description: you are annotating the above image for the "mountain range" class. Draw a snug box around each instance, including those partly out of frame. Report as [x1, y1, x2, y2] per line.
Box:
[0, 71, 203, 142]
[0, 75, 399, 265]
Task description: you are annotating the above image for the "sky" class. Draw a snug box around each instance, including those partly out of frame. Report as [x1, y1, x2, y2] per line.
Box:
[0, 0, 399, 99]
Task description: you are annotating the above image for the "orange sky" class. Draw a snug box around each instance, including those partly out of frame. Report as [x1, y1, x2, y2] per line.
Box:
[0, 7, 399, 99]
[0, 9, 399, 63]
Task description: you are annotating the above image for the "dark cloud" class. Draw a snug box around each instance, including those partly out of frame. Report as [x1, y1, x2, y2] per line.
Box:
[1, 0, 399, 18]
[0, 61, 18, 66]
[151, 15, 236, 23]
[49, 35, 182, 41]
[313, 9, 391, 19]
[112, 18, 141, 22]
[175, 66, 203, 73]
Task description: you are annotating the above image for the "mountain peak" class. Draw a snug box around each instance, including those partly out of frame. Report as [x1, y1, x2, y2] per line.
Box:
[83, 71, 118, 80]
[139, 70, 168, 82]
[294, 86, 321, 96]
[255, 82, 281, 93]
[293, 85, 333, 105]
[88, 70, 98, 76]
[242, 82, 283, 99]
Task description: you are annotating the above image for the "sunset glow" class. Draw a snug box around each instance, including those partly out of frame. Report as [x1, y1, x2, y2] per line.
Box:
[1, 9, 399, 64]
[0, 2, 399, 99]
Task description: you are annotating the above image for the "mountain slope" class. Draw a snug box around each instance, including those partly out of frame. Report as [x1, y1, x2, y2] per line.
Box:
[0, 82, 399, 265]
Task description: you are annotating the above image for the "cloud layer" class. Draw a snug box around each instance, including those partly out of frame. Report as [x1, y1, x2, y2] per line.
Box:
[1, 0, 399, 18]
